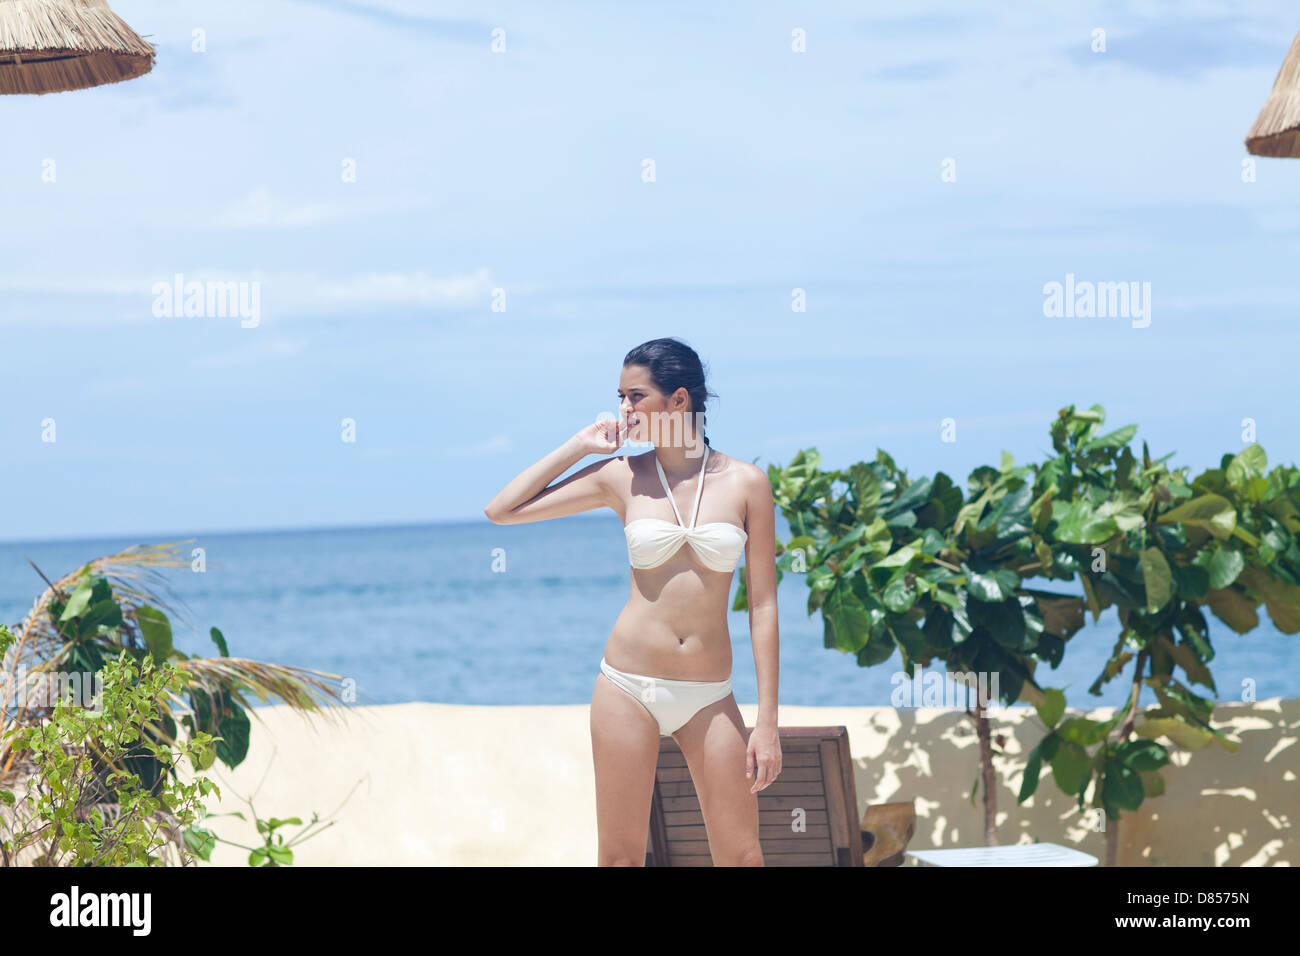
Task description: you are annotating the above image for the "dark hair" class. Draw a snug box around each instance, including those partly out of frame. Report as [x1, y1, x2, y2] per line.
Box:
[623, 337, 717, 446]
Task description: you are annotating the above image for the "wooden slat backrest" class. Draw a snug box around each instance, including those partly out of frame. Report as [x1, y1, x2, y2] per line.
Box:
[646, 726, 862, 866]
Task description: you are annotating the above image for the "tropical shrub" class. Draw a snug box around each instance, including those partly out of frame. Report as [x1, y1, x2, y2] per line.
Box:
[1, 650, 216, 866]
[1, 542, 349, 864]
[741, 405, 1300, 863]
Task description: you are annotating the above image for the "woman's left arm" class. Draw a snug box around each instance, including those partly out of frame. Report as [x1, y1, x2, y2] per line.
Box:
[742, 464, 782, 793]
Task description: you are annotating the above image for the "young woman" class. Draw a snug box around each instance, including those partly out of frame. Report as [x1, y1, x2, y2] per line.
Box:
[484, 337, 781, 866]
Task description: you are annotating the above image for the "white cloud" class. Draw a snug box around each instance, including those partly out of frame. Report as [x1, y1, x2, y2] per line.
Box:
[0, 267, 494, 319]
[0, 276, 144, 296]
[211, 186, 424, 229]
[275, 267, 493, 311]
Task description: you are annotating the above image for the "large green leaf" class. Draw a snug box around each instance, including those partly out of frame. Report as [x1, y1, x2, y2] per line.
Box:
[1035, 688, 1066, 729]
[873, 542, 920, 571]
[1057, 716, 1111, 747]
[1049, 739, 1090, 795]
[1135, 716, 1214, 751]
[1030, 489, 1054, 532]
[191, 739, 218, 771]
[215, 702, 252, 767]
[190, 688, 252, 768]
[1065, 406, 1105, 423]
[1170, 562, 1210, 602]
[1079, 424, 1137, 453]
[1052, 500, 1118, 544]
[850, 464, 882, 521]
[1140, 547, 1172, 614]
[1102, 759, 1144, 812]
[883, 477, 933, 518]
[963, 564, 1020, 603]
[917, 473, 963, 529]
[969, 596, 1031, 650]
[1024, 591, 1086, 640]
[58, 575, 95, 622]
[80, 599, 124, 631]
[855, 625, 896, 667]
[135, 604, 175, 663]
[1018, 743, 1043, 803]
[1236, 565, 1300, 634]
[886, 616, 925, 664]
[991, 481, 1034, 541]
[1225, 444, 1267, 489]
[1034, 633, 1065, 668]
[882, 576, 917, 613]
[1156, 494, 1236, 541]
[267, 845, 294, 866]
[822, 585, 872, 653]
[1158, 636, 1215, 692]
[954, 485, 995, 536]
[1115, 738, 1169, 772]
[1205, 586, 1258, 634]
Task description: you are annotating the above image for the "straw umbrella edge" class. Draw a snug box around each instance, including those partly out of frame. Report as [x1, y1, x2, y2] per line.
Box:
[0, 0, 155, 95]
[1246, 28, 1300, 158]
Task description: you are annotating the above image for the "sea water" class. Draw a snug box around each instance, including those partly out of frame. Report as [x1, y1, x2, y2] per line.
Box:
[2, 517, 1296, 710]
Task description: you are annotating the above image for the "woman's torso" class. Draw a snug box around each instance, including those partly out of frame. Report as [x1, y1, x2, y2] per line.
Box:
[604, 449, 746, 681]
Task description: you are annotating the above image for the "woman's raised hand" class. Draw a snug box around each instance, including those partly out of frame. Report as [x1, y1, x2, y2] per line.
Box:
[573, 417, 626, 456]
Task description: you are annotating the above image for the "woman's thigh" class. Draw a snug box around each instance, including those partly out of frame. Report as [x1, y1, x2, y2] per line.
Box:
[671, 694, 763, 866]
[589, 672, 662, 866]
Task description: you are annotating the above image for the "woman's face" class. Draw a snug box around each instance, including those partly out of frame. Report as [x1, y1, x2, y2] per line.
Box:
[618, 364, 681, 444]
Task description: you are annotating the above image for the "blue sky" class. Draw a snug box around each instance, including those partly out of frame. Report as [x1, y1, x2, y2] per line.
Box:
[2, 0, 1299, 542]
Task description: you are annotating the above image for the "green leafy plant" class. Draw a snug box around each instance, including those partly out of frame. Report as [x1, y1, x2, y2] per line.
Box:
[1, 651, 218, 866]
[1, 542, 351, 864]
[743, 405, 1300, 863]
[1016, 405, 1300, 863]
[739, 439, 1088, 847]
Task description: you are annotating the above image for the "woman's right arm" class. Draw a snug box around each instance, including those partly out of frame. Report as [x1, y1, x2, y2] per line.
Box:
[483, 420, 626, 525]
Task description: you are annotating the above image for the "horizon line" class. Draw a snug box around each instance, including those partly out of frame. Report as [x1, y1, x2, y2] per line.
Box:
[0, 512, 618, 549]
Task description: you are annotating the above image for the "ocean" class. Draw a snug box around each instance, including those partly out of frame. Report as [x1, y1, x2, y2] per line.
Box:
[2, 519, 1296, 711]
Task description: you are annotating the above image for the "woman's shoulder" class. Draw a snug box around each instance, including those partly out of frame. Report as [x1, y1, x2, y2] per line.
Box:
[710, 449, 767, 487]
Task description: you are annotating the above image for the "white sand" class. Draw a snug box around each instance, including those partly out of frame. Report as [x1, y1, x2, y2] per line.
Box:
[180, 696, 1300, 866]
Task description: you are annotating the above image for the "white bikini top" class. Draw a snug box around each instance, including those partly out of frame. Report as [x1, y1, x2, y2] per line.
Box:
[624, 446, 748, 573]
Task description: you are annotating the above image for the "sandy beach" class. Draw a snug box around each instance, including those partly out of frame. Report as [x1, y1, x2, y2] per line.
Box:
[182, 696, 1299, 866]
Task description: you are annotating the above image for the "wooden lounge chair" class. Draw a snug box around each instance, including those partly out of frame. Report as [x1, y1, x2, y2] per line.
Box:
[645, 726, 863, 866]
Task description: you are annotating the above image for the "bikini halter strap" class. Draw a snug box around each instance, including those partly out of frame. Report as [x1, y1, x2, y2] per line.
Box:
[654, 445, 710, 529]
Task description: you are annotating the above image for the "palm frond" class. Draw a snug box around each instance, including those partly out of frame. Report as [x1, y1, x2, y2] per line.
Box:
[11, 541, 194, 667]
[2, 539, 357, 791]
[172, 657, 349, 729]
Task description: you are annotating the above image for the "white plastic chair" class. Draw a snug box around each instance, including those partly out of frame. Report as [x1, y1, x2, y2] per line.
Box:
[906, 842, 1099, 866]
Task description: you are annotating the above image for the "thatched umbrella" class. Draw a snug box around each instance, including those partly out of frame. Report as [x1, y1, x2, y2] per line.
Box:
[0, 0, 153, 95]
[1246, 28, 1300, 157]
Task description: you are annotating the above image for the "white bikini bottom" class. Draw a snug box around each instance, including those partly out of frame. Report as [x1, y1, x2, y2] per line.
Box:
[598, 656, 733, 736]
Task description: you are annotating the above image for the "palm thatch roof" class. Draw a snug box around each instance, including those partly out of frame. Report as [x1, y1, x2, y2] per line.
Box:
[1246, 28, 1300, 157]
[0, 0, 154, 95]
